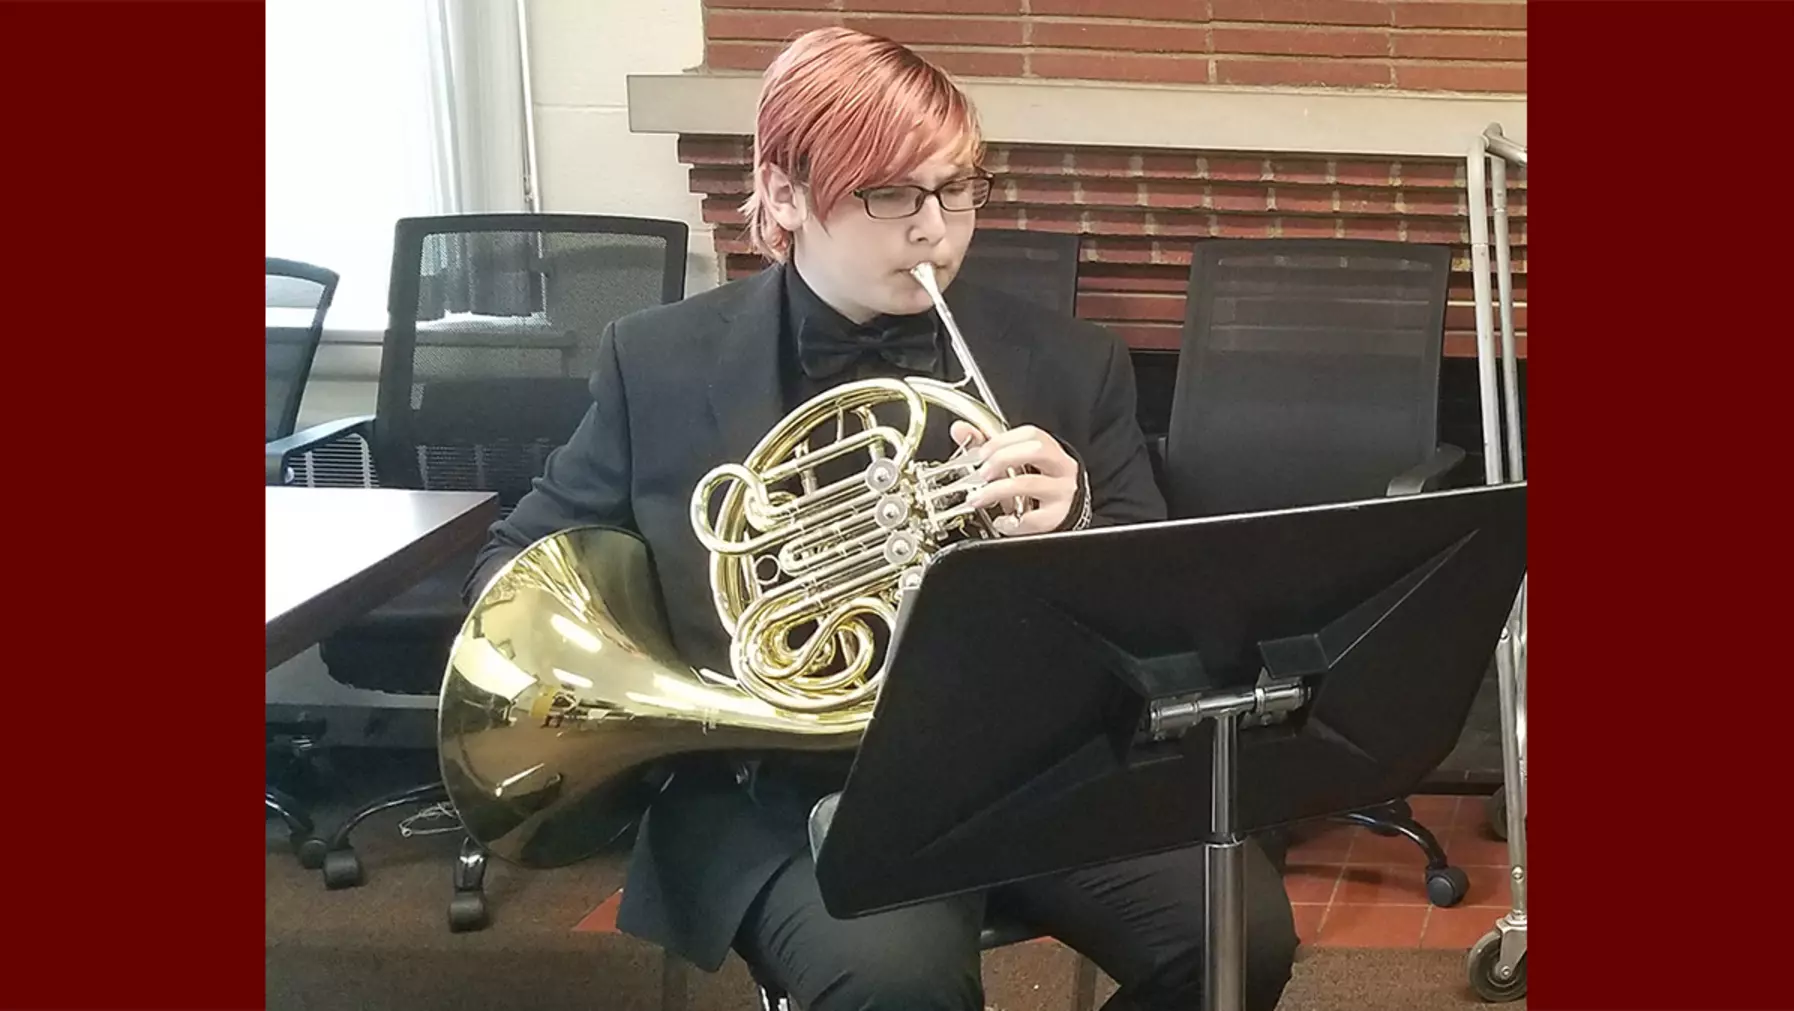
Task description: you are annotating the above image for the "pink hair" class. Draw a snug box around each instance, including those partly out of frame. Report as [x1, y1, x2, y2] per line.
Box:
[740, 28, 985, 262]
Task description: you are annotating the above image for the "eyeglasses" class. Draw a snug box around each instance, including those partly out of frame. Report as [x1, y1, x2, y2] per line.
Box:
[851, 172, 995, 220]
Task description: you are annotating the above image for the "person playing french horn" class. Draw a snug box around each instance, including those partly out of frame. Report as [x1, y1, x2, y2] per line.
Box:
[462, 27, 1297, 1011]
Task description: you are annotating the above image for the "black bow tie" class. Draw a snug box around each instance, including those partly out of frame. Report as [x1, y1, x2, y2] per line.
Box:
[797, 313, 940, 382]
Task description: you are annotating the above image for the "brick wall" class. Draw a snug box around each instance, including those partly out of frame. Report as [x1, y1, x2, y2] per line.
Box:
[703, 0, 1527, 93]
[682, 136, 1527, 362]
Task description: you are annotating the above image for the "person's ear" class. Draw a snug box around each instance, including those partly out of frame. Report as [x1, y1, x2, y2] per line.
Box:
[759, 164, 808, 233]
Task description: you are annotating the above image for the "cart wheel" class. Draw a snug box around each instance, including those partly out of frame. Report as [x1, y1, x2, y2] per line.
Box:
[1426, 866, 1469, 908]
[448, 892, 489, 933]
[295, 836, 328, 871]
[1485, 788, 1508, 841]
[1466, 929, 1526, 1002]
[322, 849, 364, 890]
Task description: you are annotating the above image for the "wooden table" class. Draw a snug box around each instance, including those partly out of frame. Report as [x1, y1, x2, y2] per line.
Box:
[265, 487, 500, 671]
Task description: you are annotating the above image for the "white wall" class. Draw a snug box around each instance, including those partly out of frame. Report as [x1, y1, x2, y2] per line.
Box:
[273, 0, 713, 717]
[525, 0, 717, 293]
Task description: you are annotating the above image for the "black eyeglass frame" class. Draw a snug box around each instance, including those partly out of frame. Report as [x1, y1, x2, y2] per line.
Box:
[850, 171, 997, 220]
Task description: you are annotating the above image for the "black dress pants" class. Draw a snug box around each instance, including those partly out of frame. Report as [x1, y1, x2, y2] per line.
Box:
[734, 838, 1297, 1011]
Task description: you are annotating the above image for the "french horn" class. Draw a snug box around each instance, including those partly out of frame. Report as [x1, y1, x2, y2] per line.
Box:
[437, 263, 1014, 868]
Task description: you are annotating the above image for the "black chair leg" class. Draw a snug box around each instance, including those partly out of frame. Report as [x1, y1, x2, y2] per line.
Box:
[318, 779, 449, 891]
[447, 833, 490, 932]
[266, 787, 326, 869]
[1332, 801, 1469, 907]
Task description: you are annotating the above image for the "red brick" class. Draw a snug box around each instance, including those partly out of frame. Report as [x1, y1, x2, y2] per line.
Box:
[847, 0, 1022, 13]
[1204, 156, 1268, 181]
[842, 15, 1024, 46]
[1074, 151, 1141, 177]
[1269, 158, 1333, 184]
[1214, 214, 1274, 237]
[1209, 182, 1271, 212]
[1212, 26, 1389, 57]
[1391, 1, 1525, 30]
[1030, 0, 1210, 20]
[916, 47, 1027, 76]
[1444, 332, 1526, 359]
[1391, 30, 1525, 61]
[1022, 211, 1086, 234]
[1149, 210, 1217, 236]
[1007, 177, 1080, 203]
[707, 0, 834, 8]
[1341, 218, 1401, 240]
[1032, 20, 1207, 53]
[1141, 179, 1209, 209]
[1402, 218, 1466, 243]
[1270, 185, 1335, 214]
[1395, 160, 1463, 187]
[689, 166, 753, 195]
[1393, 62, 1526, 92]
[1397, 188, 1462, 216]
[1277, 215, 1343, 238]
[707, 9, 841, 40]
[1334, 186, 1397, 214]
[1211, 0, 1392, 27]
[974, 207, 1026, 228]
[1139, 151, 1204, 178]
[1030, 51, 1212, 84]
[1080, 177, 1148, 205]
[706, 41, 787, 69]
[1445, 302, 1527, 331]
[1083, 209, 1153, 235]
[677, 135, 752, 166]
[998, 147, 1074, 175]
[1334, 159, 1396, 186]
[1216, 57, 1390, 87]
[1081, 291, 1184, 322]
[1078, 264, 1187, 293]
[1084, 237, 1163, 264]
[701, 197, 748, 225]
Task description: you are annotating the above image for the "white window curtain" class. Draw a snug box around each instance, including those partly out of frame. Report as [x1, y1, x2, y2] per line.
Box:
[265, 0, 533, 322]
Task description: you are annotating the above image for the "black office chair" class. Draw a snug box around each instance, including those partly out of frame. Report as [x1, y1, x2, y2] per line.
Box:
[735, 228, 1100, 1011]
[1154, 238, 1473, 907]
[267, 213, 689, 929]
[264, 257, 339, 867]
[957, 226, 1082, 313]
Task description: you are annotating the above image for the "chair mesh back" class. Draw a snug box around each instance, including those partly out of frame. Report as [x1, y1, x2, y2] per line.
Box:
[957, 228, 1081, 314]
[265, 258, 338, 441]
[1165, 239, 1450, 518]
[375, 214, 688, 508]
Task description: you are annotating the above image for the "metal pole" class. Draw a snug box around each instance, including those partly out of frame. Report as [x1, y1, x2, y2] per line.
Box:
[1204, 711, 1246, 1011]
[1490, 154, 1524, 482]
[1465, 137, 1505, 487]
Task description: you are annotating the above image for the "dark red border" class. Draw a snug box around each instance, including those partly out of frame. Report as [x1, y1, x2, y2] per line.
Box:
[0, 2, 262, 1009]
[1531, 3, 1788, 1009]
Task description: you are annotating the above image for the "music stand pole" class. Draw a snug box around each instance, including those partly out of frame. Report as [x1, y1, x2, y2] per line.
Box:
[1147, 678, 1308, 1011]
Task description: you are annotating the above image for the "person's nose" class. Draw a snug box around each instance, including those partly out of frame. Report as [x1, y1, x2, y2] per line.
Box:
[906, 193, 949, 246]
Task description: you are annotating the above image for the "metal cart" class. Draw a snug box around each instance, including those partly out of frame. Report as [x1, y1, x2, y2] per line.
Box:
[1463, 122, 1528, 1003]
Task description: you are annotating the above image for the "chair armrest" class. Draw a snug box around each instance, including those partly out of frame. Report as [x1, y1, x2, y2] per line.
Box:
[1385, 443, 1467, 497]
[266, 415, 374, 485]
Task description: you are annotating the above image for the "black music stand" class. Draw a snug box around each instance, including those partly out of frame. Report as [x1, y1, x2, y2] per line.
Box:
[810, 482, 1527, 1011]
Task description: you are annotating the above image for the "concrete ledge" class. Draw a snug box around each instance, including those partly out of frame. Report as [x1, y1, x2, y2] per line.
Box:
[628, 71, 1525, 159]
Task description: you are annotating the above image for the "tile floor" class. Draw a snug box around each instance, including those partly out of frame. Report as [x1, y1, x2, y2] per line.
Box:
[575, 793, 1521, 952]
[1283, 793, 1519, 950]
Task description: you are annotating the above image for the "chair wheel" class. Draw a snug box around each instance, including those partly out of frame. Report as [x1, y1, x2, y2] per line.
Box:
[448, 891, 488, 933]
[1466, 929, 1526, 1002]
[295, 836, 327, 870]
[1427, 866, 1469, 907]
[322, 849, 363, 890]
[1485, 788, 1508, 841]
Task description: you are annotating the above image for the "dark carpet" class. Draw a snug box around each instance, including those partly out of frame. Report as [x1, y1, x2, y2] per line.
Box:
[266, 773, 1520, 1011]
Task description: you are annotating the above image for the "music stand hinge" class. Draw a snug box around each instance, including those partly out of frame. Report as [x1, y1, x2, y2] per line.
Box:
[1145, 677, 1307, 742]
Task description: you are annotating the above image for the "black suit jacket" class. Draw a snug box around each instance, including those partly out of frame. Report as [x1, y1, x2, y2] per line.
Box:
[464, 264, 1166, 970]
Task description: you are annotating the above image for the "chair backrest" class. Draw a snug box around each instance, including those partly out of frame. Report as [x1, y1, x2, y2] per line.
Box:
[956, 227, 1082, 315]
[371, 213, 689, 508]
[266, 257, 339, 441]
[1163, 238, 1452, 517]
